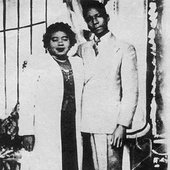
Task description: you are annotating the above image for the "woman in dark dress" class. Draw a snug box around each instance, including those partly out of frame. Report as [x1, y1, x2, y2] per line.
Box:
[28, 22, 84, 170]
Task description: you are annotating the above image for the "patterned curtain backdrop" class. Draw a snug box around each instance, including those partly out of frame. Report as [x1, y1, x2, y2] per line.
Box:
[147, 0, 165, 137]
[147, 0, 167, 169]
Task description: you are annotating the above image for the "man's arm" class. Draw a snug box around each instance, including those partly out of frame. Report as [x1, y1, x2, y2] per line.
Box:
[112, 44, 139, 148]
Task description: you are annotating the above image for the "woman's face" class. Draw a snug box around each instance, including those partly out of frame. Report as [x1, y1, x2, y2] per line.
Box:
[48, 31, 71, 60]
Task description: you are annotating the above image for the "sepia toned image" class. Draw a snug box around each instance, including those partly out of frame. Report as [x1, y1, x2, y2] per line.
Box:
[0, 0, 169, 170]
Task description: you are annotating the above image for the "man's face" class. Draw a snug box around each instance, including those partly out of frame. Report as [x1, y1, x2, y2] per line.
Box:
[85, 8, 109, 38]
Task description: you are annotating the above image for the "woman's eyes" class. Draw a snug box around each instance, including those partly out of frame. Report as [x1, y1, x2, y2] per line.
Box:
[51, 37, 69, 42]
[62, 37, 69, 41]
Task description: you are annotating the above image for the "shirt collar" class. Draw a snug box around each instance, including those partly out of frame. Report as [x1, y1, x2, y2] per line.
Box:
[99, 31, 115, 43]
[89, 31, 116, 45]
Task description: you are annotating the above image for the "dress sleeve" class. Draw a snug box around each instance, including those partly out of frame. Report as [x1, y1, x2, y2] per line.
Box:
[18, 60, 36, 136]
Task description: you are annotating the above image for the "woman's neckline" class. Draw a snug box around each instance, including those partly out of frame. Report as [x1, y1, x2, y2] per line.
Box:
[52, 56, 68, 63]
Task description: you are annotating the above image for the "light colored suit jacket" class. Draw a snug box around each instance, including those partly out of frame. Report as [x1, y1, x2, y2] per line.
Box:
[79, 32, 139, 134]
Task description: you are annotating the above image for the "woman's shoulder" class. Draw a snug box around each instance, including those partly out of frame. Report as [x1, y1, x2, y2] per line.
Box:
[23, 53, 52, 70]
[20, 53, 53, 83]
[69, 54, 83, 63]
[69, 55, 84, 72]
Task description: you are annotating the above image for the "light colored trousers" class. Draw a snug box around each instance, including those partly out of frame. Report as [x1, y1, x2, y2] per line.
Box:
[82, 133, 123, 170]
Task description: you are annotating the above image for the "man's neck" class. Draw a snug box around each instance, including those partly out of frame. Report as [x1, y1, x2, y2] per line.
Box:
[96, 30, 109, 39]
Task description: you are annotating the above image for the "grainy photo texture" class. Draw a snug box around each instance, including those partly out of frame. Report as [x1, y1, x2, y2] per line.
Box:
[0, 0, 169, 170]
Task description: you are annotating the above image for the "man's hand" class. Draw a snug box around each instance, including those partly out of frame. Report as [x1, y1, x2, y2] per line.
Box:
[111, 125, 126, 148]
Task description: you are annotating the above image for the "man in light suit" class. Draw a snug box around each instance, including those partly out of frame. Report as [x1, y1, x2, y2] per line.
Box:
[78, 1, 139, 170]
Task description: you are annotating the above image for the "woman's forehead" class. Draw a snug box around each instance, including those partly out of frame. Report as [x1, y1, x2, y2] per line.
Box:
[51, 31, 68, 37]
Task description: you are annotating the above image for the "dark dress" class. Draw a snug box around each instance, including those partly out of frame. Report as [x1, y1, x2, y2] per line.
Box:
[57, 59, 78, 170]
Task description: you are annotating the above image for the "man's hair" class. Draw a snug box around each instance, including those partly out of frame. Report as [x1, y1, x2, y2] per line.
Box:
[81, 1, 108, 19]
[43, 22, 76, 49]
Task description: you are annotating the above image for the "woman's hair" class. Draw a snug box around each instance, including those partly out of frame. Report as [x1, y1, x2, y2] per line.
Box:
[81, 1, 108, 20]
[43, 22, 77, 49]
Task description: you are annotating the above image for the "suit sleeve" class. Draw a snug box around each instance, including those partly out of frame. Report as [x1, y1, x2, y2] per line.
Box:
[117, 44, 139, 128]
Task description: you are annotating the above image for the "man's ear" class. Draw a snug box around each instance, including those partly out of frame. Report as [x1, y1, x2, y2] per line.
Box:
[106, 14, 110, 22]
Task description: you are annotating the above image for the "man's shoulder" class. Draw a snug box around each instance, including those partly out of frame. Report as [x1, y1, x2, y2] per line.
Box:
[114, 38, 135, 50]
[104, 33, 134, 51]
[114, 39, 137, 61]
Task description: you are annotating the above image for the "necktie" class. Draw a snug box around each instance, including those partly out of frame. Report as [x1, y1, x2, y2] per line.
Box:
[93, 36, 100, 56]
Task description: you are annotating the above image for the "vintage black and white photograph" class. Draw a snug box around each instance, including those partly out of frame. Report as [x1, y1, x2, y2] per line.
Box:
[0, 0, 169, 170]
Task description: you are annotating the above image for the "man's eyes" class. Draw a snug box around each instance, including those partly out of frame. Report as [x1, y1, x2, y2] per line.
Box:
[96, 14, 102, 18]
[86, 14, 102, 22]
[86, 17, 92, 22]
